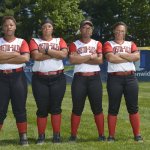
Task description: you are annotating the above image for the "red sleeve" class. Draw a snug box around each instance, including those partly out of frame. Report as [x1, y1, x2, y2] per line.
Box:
[29, 39, 39, 52]
[69, 42, 77, 53]
[59, 38, 68, 50]
[97, 41, 102, 54]
[20, 40, 30, 53]
[131, 42, 138, 53]
[103, 41, 113, 54]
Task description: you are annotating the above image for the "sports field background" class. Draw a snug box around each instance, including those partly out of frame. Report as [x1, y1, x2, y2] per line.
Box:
[0, 83, 149, 150]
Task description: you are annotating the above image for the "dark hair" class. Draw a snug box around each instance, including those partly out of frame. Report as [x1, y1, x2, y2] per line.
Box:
[2, 16, 16, 25]
[112, 21, 128, 31]
[41, 18, 54, 27]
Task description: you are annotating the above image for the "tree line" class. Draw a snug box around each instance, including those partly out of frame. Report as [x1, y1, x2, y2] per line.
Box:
[0, 0, 149, 46]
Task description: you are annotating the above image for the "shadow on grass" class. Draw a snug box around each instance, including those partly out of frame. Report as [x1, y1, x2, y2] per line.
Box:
[0, 139, 18, 146]
[61, 137, 100, 143]
[0, 138, 36, 146]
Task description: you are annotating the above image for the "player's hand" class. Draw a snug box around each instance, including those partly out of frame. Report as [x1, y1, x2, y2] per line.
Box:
[38, 47, 45, 54]
[11, 51, 20, 56]
[90, 53, 97, 59]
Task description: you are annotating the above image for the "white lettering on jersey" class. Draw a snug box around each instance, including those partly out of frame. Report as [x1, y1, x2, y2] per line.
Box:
[73, 39, 100, 73]
[113, 45, 131, 54]
[32, 38, 64, 72]
[0, 37, 25, 70]
[38, 42, 60, 51]
[107, 41, 136, 72]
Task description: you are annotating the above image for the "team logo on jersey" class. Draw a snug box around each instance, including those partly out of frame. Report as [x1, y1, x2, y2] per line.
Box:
[39, 43, 60, 50]
[113, 46, 131, 54]
[77, 46, 96, 54]
[0, 44, 20, 52]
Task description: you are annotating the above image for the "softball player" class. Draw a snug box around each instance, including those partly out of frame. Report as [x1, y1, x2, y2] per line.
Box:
[69, 20, 105, 141]
[29, 18, 68, 144]
[103, 21, 143, 142]
[0, 16, 30, 146]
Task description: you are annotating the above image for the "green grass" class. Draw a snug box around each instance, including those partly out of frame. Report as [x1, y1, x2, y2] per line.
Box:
[0, 82, 150, 150]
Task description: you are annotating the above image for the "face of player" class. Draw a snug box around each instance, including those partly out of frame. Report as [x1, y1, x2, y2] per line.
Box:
[80, 24, 93, 38]
[42, 23, 53, 37]
[113, 25, 126, 41]
[2, 19, 16, 36]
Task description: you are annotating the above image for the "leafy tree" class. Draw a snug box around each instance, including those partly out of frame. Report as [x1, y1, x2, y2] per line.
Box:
[0, 0, 37, 41]
[0, 0, 84, 42]
[33, 0, 84, 43]
[117, 0, 150, 46]
[80, 0, 123, 43]
[80, 0, 150, 46]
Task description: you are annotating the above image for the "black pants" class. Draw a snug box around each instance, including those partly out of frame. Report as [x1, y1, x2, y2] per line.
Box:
[0, 72, 27, 124]
[32, 73, 66, 117]
[71, 74, 103, 116]
[107, 74, 139, 115]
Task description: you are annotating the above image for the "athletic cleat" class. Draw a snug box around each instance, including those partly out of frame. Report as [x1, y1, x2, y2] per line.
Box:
[69, 135, 77, 142]
[52, 133, 61, 143]
[98, 135, 106, 141]
[134, 135, 143, 142]
[107, 136, 115, 142]
[36, 134, 45, 145]
[19, 133, 29, 146]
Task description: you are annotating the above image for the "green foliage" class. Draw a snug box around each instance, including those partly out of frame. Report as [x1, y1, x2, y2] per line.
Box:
[117, 0, 150, 46]
[33, 0, 84, 43]
[80, 0, 124, 43]
[0, 0, 149, 45]
[0, 0, 84, 42]
[0, 83, 150, 149]
[80, 0, 150, 46]
[0, 0, 37, 41]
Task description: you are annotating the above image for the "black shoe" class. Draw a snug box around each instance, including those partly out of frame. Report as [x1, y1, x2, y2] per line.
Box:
[36, 134, 45, 145]
[134, 135, 143, 142]
[98, 135, 106, 141]
[107, 136, 115, 142]
[19, 133, 29, 146]
[52, 133, 61, 143]
[69, 135, 77, 142]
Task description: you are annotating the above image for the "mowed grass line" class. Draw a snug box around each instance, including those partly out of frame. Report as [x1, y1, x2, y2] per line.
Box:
[0, 82, 150, 150]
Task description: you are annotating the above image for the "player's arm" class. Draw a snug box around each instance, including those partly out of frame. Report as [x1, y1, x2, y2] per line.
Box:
[38, 38, 68, 59]
[0, 51, 20, 60]
[69, 42, 91, 64]
[0, 53, 30, 64]
[119, 51, 140, 62]
[45, 48, 68, 59]
[30, 39, 51, 61]
[105, 52, 128, 63]
[103, 41, 127, 63]
[119, 43, 140, 62]
[86, 53, 103, 64]
[31, 49, 52, 61]
[86, 42, 103, 64]
[69, 51, 91, 64]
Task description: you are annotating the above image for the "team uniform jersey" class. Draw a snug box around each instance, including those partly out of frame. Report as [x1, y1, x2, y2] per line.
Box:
[69, 39, 102, 73]
[0, 37, 29, 70]
[103, 41, 138, 72]
[29, 38, 67, 72]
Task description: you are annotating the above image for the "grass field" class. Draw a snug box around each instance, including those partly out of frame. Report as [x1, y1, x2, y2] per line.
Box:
[0, 82, 150, 150]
